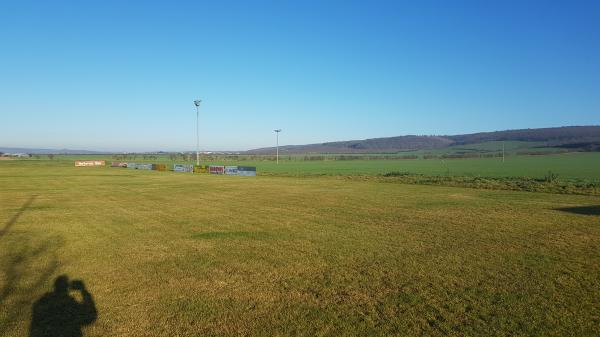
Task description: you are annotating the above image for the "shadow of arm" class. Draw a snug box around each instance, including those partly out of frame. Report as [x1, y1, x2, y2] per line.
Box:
[76, 283, 98, 326]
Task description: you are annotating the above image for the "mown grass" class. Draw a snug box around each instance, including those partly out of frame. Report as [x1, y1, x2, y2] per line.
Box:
[1, 161, 599, 336]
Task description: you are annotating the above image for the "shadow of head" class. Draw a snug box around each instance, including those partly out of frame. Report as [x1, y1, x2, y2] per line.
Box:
[29, 275, 97, 337]
[555, 205, 600, 216]
[53, 275, 69, 294]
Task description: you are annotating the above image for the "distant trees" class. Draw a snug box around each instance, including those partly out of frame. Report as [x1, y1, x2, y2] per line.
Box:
[47, 154, 54, 160]
[448, 126, 600, 145]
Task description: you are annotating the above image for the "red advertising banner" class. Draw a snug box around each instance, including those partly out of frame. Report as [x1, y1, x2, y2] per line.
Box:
[209, 165, 225, 174]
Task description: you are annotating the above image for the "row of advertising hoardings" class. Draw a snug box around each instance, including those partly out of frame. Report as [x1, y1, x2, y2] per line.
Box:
[102, 162, 257, 176]
[204, 166, 255, 176]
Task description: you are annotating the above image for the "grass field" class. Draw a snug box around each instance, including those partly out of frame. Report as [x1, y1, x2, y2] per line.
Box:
[34, 152, 600, 180]
[247, 153, 600, 179]
[1, 160, 599, 336]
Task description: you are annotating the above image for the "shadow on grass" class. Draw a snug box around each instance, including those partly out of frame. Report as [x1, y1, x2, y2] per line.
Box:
[29, 275, 97, 337]
[0, 195, 66, 337]
[0, 239, 60, 336]
[555, 205, 600, 216]
[0, 195, 37, 239]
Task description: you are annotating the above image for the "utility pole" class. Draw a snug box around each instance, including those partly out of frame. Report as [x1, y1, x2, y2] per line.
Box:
[502, 141, 505, 163]
[194, 99, 202, 166]
[274, 129, 282, 164]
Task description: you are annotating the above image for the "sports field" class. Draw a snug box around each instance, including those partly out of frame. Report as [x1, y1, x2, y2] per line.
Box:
[48, 151, 600, 180]
[1, 160, 599, 336]
[248, 152, 600, 179]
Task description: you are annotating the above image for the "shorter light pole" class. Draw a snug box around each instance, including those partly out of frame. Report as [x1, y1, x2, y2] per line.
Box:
[194, 99, 202, 166]
[274, 129, 282, 164]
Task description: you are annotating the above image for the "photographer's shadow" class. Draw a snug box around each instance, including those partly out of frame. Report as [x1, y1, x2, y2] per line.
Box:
[29, 275, 97, 337]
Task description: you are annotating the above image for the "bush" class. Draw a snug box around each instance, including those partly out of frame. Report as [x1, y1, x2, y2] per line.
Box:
[383, 171, 411, 177]
[379, 172, 599, 196]
[544, 171, 559, 183]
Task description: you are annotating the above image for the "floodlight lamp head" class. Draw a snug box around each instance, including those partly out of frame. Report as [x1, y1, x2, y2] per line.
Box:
[274, 129, 282, 133]
[194, 99, 202, 107]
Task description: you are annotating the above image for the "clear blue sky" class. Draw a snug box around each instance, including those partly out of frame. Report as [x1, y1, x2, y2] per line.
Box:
[1, 0, 599, 151]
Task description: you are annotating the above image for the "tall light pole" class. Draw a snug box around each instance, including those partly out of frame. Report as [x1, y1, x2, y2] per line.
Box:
[194, 99, 202, 166]
[274, 129, 282, 164]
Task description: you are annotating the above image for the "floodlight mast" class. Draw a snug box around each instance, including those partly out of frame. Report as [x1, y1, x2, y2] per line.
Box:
[194, 99, 202, 166]
[274, 129, 282, 164]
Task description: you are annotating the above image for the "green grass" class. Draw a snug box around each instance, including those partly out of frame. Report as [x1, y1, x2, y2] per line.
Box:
[1, 160, 599, 336]
[253, 152, 600, 179]
[34, 151, 600, 180]
[16, 152, 600, 181]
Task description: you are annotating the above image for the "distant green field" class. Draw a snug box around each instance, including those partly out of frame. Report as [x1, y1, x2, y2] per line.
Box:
[249, 153, 600, 179]
[28, 151, 600, 180]
[1, 160, 599, 336]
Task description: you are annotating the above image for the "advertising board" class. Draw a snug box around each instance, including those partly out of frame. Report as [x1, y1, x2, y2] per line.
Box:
[225, 166, 238, 175]
[194, 165, 208, 173]
[209, 165, 225, 174]
[152, 164, 167, 171]
[136, 163, 153, 170]
[173, 164, 194, 173]
[75, 160, 105, 167]
[237, 166, 257, 176]
[126, 163, 152, 170]
[111, 162, 127, 168]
